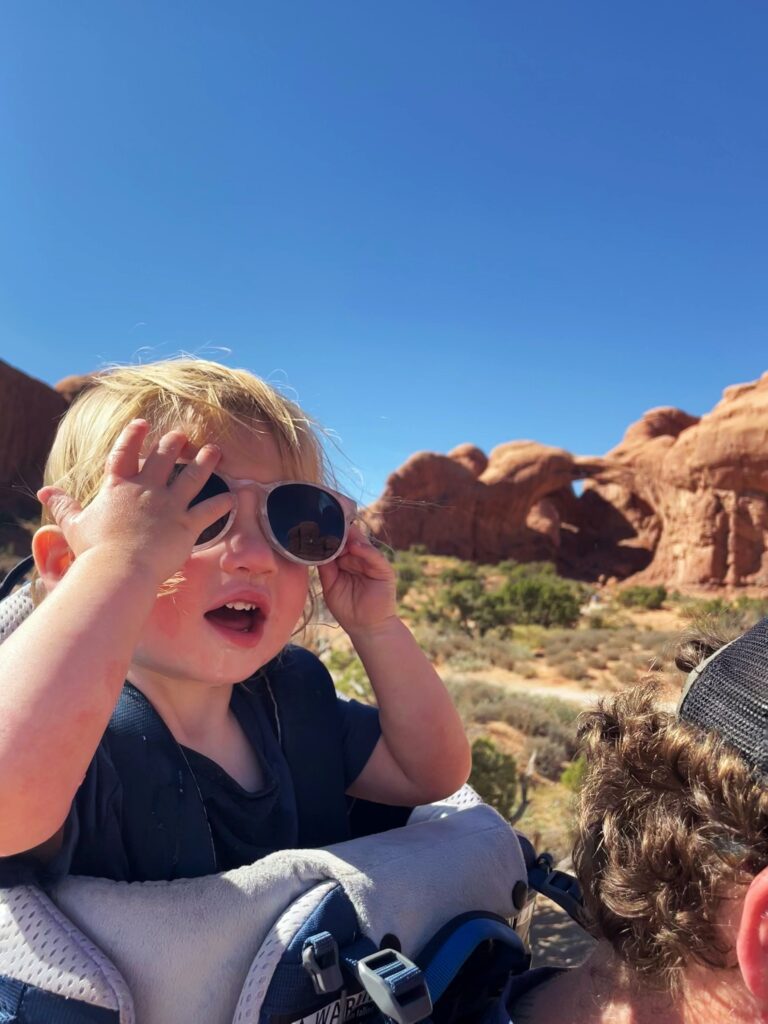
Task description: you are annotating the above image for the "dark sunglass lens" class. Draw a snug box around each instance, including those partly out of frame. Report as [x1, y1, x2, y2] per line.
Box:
[170, 466, 231, 546]
[267, 484, 345, 562]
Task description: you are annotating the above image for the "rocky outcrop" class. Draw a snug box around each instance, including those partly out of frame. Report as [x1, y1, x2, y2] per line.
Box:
[369, 375, 768, 587]
[621, 378, 768, 586]
[366, 440, 605, 566]
[0, 360, 68, 522]
[54, 373, 97, 404]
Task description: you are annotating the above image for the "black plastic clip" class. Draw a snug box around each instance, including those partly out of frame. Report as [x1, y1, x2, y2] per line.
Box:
[527, 853, 592, 931]
[356, 948, 432, 1024]
[302, 931, 344, 995]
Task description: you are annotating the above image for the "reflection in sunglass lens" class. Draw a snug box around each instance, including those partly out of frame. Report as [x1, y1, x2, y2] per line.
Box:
[267, 484, 345, 563]
[170, 467, 232, 546]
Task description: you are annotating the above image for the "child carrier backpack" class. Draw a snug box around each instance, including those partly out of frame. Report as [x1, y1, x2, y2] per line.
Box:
[0, 557, 588, 1024]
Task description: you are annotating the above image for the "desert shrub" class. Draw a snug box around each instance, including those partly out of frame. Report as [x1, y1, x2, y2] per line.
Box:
[686, 595, 768, 632]
[393, 549, 425, 601]
[585, 653, 608, 670]
[469, 738, 519, 820]
[617, 584, 667, 610]
[450, 684, 580, 762]
[560, 754, 588, 792]
[561, 659, 592, 681]
[496, 565, 583, 629]
[325, 649, 373, 700]
[602, 641, 626, 661]
[440, 560, 480, 584]
[545, 650, 577, 669]
[438, 576, 488, 634]
[611, 662, 639, 685]
[531, 736, 571, 780]
[412, 624, 475, 663]
[447, 652, 490, 672]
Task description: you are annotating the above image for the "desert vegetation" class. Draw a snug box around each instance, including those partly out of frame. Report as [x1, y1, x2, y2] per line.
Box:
[304, 547, 768, 859]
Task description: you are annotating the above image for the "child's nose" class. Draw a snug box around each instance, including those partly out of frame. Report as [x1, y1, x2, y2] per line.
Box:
[218, 514, 279, 576]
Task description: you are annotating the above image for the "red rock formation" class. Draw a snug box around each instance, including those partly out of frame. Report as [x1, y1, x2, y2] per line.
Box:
[368, 376, 768, 587]
[367, 441, 604, 565]
[448, 444, 487, 478]
[0, 360, 68, 523]
[54, 373, 98, 404]
[633, 378, 768, 586]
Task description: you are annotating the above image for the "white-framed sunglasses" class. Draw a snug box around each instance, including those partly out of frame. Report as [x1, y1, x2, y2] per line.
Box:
[170, 465, 358, 566]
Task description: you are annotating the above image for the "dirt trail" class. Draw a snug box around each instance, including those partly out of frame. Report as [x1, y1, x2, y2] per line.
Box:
[443, 668, 605, 706]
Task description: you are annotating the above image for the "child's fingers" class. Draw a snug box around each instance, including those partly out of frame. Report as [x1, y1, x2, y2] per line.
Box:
[341, 535, 394, 580]
[186, 489, 234, 538]
[37, 487, 83, 528]
[139, 430, 190, 483]
[168, 444, 223, 504]
[317, 559, 340, 593]
[106, 419, 149, 479]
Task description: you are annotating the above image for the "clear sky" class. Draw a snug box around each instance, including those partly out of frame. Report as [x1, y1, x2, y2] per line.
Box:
[1, 2, 766, 502]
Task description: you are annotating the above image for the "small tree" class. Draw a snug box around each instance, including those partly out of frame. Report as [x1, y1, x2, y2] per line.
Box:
[499, 573, 581, 628]
[469, 737, 526, 822]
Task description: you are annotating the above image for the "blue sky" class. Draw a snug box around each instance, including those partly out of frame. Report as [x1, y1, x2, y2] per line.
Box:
[1, 2, 766, 502]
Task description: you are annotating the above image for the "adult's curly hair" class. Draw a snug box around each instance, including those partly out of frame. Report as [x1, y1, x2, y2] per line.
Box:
[572, 673, 768, 994]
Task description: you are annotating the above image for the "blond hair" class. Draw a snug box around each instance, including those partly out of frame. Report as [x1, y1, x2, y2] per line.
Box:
[42, 357, 329, 523]
[573, 679, 768, 994]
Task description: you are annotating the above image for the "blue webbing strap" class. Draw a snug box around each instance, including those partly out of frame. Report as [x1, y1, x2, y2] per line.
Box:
[0, 556, 34, 601]
[0, 973, 120, 1022]
[418, 918, 529, 1003]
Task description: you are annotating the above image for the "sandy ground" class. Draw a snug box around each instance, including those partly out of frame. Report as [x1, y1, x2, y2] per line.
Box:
[530, 901, 596, 968]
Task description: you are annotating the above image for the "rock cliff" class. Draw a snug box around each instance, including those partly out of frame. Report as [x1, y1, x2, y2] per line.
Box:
[368, 373, 768, 587]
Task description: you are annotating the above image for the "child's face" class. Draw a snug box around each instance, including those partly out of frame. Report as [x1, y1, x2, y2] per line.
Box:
[130, 424, 311, 689]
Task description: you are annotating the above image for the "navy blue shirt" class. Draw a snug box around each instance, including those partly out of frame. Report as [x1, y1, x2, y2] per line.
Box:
[4, 674, 381, 884]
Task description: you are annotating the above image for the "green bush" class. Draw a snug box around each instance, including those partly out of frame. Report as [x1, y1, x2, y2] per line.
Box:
[469, 738, 519, 819]
[560, 754, 588, 792]
[617, 585, 667, 610]
[498, 573, 582, 628]
[325, 649, 373, 700]
[393, 549, 425, 601]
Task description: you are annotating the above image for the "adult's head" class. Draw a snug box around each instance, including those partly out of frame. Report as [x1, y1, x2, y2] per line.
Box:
[515, 620, 768, 1023]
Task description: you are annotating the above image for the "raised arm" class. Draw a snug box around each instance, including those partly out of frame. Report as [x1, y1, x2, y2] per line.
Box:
[318, 530, 471, 806]
[0, 423, 232, 856]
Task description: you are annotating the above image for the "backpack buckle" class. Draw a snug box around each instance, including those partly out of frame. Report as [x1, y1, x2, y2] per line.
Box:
[302, 932, 344, 995]
[356, 949, 433, 1024]
[528, 853, 592, 931]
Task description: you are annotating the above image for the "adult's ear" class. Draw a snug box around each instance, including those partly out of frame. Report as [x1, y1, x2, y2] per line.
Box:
[736, 865, 768, 1002]
[32, 525, 73, 592]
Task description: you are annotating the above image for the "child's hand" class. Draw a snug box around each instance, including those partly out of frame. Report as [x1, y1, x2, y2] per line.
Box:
[37, 419, 233, 586]
[317, 526, 397, 636]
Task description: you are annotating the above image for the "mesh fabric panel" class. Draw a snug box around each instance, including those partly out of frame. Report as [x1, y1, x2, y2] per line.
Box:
[679, 616, 768, 778]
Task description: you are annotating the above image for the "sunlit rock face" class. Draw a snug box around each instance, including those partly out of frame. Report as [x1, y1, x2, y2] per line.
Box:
[368, 374, 768, 587]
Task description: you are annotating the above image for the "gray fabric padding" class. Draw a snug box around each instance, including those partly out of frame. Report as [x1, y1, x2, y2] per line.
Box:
[50, 804, 523, 1024]
[0, 884, 134, 1022]
[0, 583, 35, 644]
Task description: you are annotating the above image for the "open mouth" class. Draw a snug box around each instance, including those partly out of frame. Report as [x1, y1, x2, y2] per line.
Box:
[204, 601, 265, 634]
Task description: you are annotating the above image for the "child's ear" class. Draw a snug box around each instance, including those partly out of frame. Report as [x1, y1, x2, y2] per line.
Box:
[736, 865, 768, 1003]
[32, 525, 74, 592]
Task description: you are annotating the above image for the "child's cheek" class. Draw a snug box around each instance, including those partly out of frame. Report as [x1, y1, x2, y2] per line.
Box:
[146, 594, 184, 640]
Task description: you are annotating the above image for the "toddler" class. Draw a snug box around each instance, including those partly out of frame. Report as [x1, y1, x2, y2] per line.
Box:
[0, 359, 470, 881]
